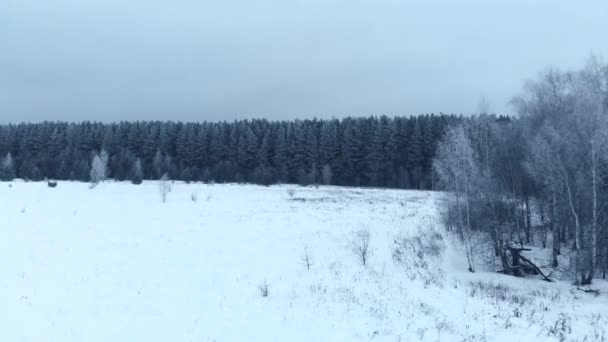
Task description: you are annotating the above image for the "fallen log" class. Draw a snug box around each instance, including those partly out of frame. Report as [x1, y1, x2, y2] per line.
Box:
[500, 245, 553, 282]
[517, 253, 553, 282]
[576, 286, 600, 296]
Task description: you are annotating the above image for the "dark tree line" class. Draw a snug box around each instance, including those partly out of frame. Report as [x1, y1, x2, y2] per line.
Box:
[435, 56, 608, 285]
[0, 114, 500, 189]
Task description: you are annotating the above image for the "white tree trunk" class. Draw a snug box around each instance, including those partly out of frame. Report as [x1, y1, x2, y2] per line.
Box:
[563, 169, 581, 283]
[588, 140, 598, 283]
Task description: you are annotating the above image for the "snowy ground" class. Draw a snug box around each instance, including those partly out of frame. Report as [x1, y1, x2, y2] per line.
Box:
[1, 181, 607, 342]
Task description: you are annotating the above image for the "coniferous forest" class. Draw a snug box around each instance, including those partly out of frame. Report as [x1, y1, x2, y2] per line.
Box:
[0, 114, 508, 188]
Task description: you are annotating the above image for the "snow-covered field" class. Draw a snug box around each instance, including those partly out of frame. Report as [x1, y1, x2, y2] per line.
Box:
[1, 181, 607, 342]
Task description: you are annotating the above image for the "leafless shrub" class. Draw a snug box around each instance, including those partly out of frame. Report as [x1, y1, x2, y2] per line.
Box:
[468, 281, 560, 306]
[468, 281, 529, 305]
[259, 281, 269, 298]
[392, 230, 446, 286]
[588, 314, 607, 342]
[545, 313, 571, 342]
[416, 328, 427, 340]
[352, 229, 371, 266]
[302, 245, 312, 271]
[287, 189, 296, 198]
[190, 191, 198, 202]
[459, 333, 488, 342]
[513, 307, 521, 318]
[434, 316, 453, 339]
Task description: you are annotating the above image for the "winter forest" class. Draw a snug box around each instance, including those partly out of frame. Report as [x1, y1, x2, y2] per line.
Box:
[434, 56, 608, 285]
[0, 114, 482, 187]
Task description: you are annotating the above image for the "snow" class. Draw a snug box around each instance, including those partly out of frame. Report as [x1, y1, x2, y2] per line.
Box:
[1, 181, 607, 341]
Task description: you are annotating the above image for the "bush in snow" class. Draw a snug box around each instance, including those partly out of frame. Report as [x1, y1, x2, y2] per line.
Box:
[259, 281, 269, 298]
[392, 231, 445, 286]
[352, 229, 371, 266]
[190, 191, 198, 202]
[468, 280, 560, 306]
[545, 313, 572, 342]
[287, 189, 296, 198]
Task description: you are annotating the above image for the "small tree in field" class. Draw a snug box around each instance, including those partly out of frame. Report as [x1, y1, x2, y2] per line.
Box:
[352, 230, 371, 266]
[159, 173, 171, 202]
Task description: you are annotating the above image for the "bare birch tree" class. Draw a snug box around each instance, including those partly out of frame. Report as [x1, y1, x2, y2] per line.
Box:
[159, 173, 171, 203]
[434, 125, 479, 272]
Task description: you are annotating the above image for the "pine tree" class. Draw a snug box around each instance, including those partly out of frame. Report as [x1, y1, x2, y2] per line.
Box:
[126, 123, 143, 157]
[319, 120, 341, 181]
[152, 149, 164, 179]
[406, 117, 423, 188]
[195, 126, 209, 169]
[257, 130, 271, 167]
[321, 164, 332, 185]
[291, 122, 310, 181]
[273, 125, 289, 183]
[341, 119, 368, 186]
[237, 125, 258, 175]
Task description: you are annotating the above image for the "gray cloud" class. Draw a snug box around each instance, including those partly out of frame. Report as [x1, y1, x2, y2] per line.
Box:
[1, 0, 607, 122]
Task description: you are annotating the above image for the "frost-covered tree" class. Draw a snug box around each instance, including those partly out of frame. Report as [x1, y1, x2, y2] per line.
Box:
[100, 149, 109, 178]
[434, 125, 478, 273]
[130, 158, 143, 185]
[159, 173, 171, 202]
[0, 152, 15, 181]
[90, 151, 108, 184]
[512, 58, 608, 284]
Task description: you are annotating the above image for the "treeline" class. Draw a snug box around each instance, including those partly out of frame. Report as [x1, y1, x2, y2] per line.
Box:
[0, 114, 508, 188]
[434, 56, 608, 284]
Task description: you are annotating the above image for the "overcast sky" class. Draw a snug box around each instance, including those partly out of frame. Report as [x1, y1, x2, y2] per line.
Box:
[1, 0, 607, 123]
